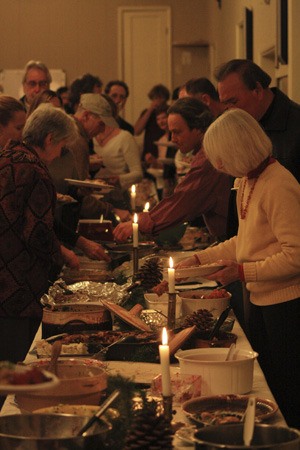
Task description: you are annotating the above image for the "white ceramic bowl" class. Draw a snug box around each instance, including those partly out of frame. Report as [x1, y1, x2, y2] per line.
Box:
[16, 358, 107, 412]
[175, 348, 258, 396]
[179, 289, 231, 318]
[144, 293, 182, 319]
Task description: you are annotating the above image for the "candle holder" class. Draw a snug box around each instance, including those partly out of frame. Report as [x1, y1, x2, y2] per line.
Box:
[162, 394, 173, 423]
[133, 246, 139, 275]
[167, 292, 176, 329]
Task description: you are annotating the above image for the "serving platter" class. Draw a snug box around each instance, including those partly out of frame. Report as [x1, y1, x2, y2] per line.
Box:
[34, 330, 158, 358]
[64, 178, 115, 192]
[182, 394, 278, 425]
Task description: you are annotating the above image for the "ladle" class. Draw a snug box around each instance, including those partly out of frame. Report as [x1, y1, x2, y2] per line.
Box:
[77, 389, 120, 436]
[47, 340, 62, 375]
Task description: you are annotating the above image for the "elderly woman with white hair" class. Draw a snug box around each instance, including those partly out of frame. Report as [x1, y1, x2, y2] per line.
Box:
[0, 104, 78, 364]
[176, 108, 300, 428]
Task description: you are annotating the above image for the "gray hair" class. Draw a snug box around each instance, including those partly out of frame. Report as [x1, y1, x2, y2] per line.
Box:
[203, 108, 272, 177]
[22, 60, 52, 84]
[22, 103, 77, 148]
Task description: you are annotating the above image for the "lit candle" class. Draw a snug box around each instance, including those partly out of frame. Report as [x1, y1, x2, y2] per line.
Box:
[132, 213, 139, 248]
[99, 214, 103, 223]
[131, 184, 136, 211]
[168, 257, 175, 293]
[143, 201, 150, 213]
[159, 327, 172, 396]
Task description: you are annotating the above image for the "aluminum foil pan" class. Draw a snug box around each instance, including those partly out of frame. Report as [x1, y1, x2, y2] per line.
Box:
[41, 279, 131, 309]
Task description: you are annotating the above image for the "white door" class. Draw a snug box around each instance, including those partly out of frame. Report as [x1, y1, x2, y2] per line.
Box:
[118, 6, 171, 126]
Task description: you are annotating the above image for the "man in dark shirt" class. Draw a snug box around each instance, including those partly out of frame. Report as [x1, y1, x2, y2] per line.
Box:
[215, 59, 300, 183]
[215, 59, 300, 238]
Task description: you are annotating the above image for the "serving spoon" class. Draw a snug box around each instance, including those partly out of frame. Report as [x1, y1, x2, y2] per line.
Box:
[47, 340, 62, 375]
[77, 389, 120, 436]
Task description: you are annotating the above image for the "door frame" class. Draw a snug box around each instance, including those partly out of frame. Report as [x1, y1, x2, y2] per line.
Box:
[117, 5, 172, 124]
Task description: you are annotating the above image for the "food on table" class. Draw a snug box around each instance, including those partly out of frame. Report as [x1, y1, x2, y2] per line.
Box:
[195, 409, 243, 425]
[182, 394, 278, 425]
[151, 280, 169, 296]
[0, 362, 51, 385]
[36, 330, 159, 357]
[56, 193, 75, 203]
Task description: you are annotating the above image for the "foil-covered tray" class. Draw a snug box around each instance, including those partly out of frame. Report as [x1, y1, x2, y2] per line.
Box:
[41, 280, 131, 309]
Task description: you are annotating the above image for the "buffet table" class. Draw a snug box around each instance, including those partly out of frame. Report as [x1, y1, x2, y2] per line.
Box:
[0, 318, 287, 448]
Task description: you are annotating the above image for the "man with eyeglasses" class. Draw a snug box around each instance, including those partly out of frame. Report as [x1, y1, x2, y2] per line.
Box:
[20, 60, 51, 110]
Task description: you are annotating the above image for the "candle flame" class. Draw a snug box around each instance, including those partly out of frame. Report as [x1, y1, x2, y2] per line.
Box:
[162, 327, 168, 345]
[169, 256, 174, 269]
[131, 184, 136, 194]
[144, 202, 150, 212]
[133, 213, 138, 224]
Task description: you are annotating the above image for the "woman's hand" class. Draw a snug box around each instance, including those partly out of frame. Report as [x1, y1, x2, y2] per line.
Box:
[60, 245, 80, 270]
[205, 259, 240, 285]
[113, 221, 133, 242]
[76, 236, 111, 262]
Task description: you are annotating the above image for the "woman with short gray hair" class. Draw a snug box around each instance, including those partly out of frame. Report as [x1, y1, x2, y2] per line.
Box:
[23, 103, 77, 150]
[0, 103, 77, 364]
[176, 108, 300, 428]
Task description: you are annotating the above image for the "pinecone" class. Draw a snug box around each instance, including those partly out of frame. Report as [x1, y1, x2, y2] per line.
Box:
[182, 308, 214, 331]
[124, 401, 174, 450]
[133, 257, 163, 292]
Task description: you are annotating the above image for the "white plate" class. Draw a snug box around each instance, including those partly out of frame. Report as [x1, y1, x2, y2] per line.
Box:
[146, 168, 164, 178]
[64, 178, 115, 192]
[174, 264, 224, 278]
[0, 366, 59, 394]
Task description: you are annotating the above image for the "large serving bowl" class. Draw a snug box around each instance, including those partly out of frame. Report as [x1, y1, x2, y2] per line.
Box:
[175, 348, 258, 396]
[179, 289, 231, 318]
[16, 358, 107, 411]
[0, 413, 111, 450]
[177, 423, 300, 450]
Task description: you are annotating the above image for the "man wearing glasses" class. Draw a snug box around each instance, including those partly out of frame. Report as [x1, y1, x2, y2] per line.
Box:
[20, 60, 51, 110]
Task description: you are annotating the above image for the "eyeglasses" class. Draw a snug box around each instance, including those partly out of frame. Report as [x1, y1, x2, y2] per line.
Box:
[25, 80, 49, 88]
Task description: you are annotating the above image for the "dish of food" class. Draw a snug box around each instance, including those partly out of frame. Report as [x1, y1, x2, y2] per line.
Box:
[182, 395, 278, 425]
[64, 178, 115, 192]
[0, 361, 59, 393]
[35, 330, 159, 357]
[56, 193, 77, 203]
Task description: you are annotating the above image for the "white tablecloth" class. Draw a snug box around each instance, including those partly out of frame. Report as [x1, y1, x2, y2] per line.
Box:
[1, 318, 287, 448]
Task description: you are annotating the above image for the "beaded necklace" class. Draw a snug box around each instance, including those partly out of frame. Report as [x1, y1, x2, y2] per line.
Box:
[239, 156, 275, 220]
[240, 177, 258, 219]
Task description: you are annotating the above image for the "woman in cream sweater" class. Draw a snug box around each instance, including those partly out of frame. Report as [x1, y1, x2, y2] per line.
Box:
[176, 108, 300, 428]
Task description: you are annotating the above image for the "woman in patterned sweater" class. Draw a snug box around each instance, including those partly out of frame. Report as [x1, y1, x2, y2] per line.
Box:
[0, 102, 77, 363]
